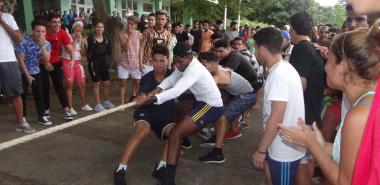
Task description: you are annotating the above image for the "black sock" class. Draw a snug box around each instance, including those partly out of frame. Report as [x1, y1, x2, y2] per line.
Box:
[165, 164, 176, 184]
[214, 147, 223, 154]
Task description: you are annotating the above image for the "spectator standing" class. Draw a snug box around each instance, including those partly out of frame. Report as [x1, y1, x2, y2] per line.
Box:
[0, 2, 32, 133]
[118, 16, 142, 105]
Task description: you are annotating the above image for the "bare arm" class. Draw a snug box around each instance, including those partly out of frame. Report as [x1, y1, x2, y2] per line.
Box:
[16, 54, 28, 76]
[40, 43, 51, 64]
[252, 101, 287, 169]
[300, 77, 307, 91]
[338, 106, 369, 185]
[119, 32, 128, 50]
[257, 101, 287, 152]
[0, 13, 22, 43]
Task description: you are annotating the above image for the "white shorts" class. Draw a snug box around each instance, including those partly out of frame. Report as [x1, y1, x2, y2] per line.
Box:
[117, 65, 141, 80]
[142, 65, 154, 76]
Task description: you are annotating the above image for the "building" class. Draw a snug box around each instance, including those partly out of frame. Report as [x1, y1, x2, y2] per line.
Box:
[14, 0, 171, 34]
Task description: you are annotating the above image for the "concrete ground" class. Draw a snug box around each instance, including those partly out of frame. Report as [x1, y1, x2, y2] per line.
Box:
[0, 71, 266, 185]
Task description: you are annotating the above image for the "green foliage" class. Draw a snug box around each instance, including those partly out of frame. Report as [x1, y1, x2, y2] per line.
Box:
[172, 0, 346, 29]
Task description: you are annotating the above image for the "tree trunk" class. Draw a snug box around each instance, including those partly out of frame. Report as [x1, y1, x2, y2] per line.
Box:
[92, 0, 121, 70]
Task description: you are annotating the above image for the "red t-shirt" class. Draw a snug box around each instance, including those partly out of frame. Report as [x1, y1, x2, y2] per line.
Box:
[45, 28, 71, 63]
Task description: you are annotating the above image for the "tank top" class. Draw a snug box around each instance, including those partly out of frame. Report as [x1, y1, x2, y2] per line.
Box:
[332, 91, 375, 163]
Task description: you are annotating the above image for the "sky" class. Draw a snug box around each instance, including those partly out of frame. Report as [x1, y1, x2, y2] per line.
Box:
[315, 0, 339, 7]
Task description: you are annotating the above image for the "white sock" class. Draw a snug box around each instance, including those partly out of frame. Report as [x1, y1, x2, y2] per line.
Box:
[156, 160, 166, 170]
[116, 163, 127, 172]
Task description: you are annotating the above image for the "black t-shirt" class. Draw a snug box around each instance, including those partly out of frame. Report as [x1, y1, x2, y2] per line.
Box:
[87, 34, 111, 61]
[136, 70, 175, 116]
[289, 40, 325, 125]
[220, 51, 258, 88]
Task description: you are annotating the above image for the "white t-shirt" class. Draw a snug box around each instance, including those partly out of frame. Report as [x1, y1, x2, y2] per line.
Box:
[61, 35, 82, 60]
[0, 13, 19, 63]
[263, 61, 306, 162]
[156, 57, 223, 107]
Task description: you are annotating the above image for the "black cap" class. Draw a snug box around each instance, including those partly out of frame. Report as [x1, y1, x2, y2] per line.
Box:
[177, 32, 190, 43]
[173, 42, 192, 57]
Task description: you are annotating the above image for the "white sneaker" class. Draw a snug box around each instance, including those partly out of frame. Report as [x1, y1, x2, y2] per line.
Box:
[103, 100, 115, 109]
[95, 104, 106, 112]
[69, 108, 78, 116]
[44, 109, 50, 119]
[38, 116, 53, 126]
[81, 104, 93, 111]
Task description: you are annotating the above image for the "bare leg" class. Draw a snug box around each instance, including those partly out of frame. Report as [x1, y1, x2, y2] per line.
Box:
[230, 118, 240, 132]
[162, 124, 175, 162]
[120, 122, 151, 165]
[295, 160, 314, 185]
[11, 96, 23, 125]
[103, 80, 111, 102]
[93, 82, 101, 105]
[167, 117, 198, 165]
[119, 79, 127, 105]
[165, 117, 198, 184]
[215, 116, 228, 148]
[78, 83, 87, 106]
[132, 79, 139, 97]
[66, 82, 73, 108]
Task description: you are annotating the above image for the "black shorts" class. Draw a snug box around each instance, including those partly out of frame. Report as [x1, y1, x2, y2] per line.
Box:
[133, 109, 176, 142]
[0, 62, 23, 97]
[88, 60, 110, 82]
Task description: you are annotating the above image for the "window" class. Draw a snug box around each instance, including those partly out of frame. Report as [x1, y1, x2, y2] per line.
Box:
[143, 3, 153, 12]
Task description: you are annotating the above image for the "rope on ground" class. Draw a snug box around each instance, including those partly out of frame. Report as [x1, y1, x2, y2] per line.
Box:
[0, 101, 137, 151]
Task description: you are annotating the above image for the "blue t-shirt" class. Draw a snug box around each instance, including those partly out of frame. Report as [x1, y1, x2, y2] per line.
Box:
[16, 36, 51, 75]
[137, 69, 175, 115]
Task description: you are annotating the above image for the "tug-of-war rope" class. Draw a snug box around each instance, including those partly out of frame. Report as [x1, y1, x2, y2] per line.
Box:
[0, 101, 137, 151]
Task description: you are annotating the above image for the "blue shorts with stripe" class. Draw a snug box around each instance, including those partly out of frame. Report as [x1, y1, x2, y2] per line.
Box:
[188, 101, 223, 128]
[267, 156, 301, 185]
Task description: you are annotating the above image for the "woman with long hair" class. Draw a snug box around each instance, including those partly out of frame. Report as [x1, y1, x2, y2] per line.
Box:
[279, 21, 380, 185]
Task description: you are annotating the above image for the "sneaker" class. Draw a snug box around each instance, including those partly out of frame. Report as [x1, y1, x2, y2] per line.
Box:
[113, 169, 127, 185]
[198, 149, 225, 164]
[199, 135, 216, 148]
[152, 164, 165, 181]
[16, 121, 36, 133]
[44, 109, 50, 119]
[95, 104, 106, 112]
[38, 116, 52, 126]
[103, 100, 115, 109]
[197, 128, 211, 140]
[181, 137, 192, 150]
[69, 108, 77, 116]
[238, 122, 249, 129]
[81, 104, 93, 111]
[63, 111, 74, 120]
[224, 129, 242, 140]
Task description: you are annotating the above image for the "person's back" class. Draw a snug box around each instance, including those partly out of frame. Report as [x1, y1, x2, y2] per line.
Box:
[220, 50, 257, 89]
[289, 40, 324, 125]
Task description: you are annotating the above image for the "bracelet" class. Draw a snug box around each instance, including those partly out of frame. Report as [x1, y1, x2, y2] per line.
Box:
[257, 150, 267, 155]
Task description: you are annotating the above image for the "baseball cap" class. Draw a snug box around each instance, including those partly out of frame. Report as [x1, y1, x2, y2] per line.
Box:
[281, 30, 290, 40]
[173, 42, 192, 57]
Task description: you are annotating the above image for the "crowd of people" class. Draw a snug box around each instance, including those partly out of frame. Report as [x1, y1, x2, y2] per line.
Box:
[1, 0, 380, 184]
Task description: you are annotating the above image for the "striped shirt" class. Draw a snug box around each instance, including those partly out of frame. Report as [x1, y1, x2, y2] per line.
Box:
[120, 31, 141, 69]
